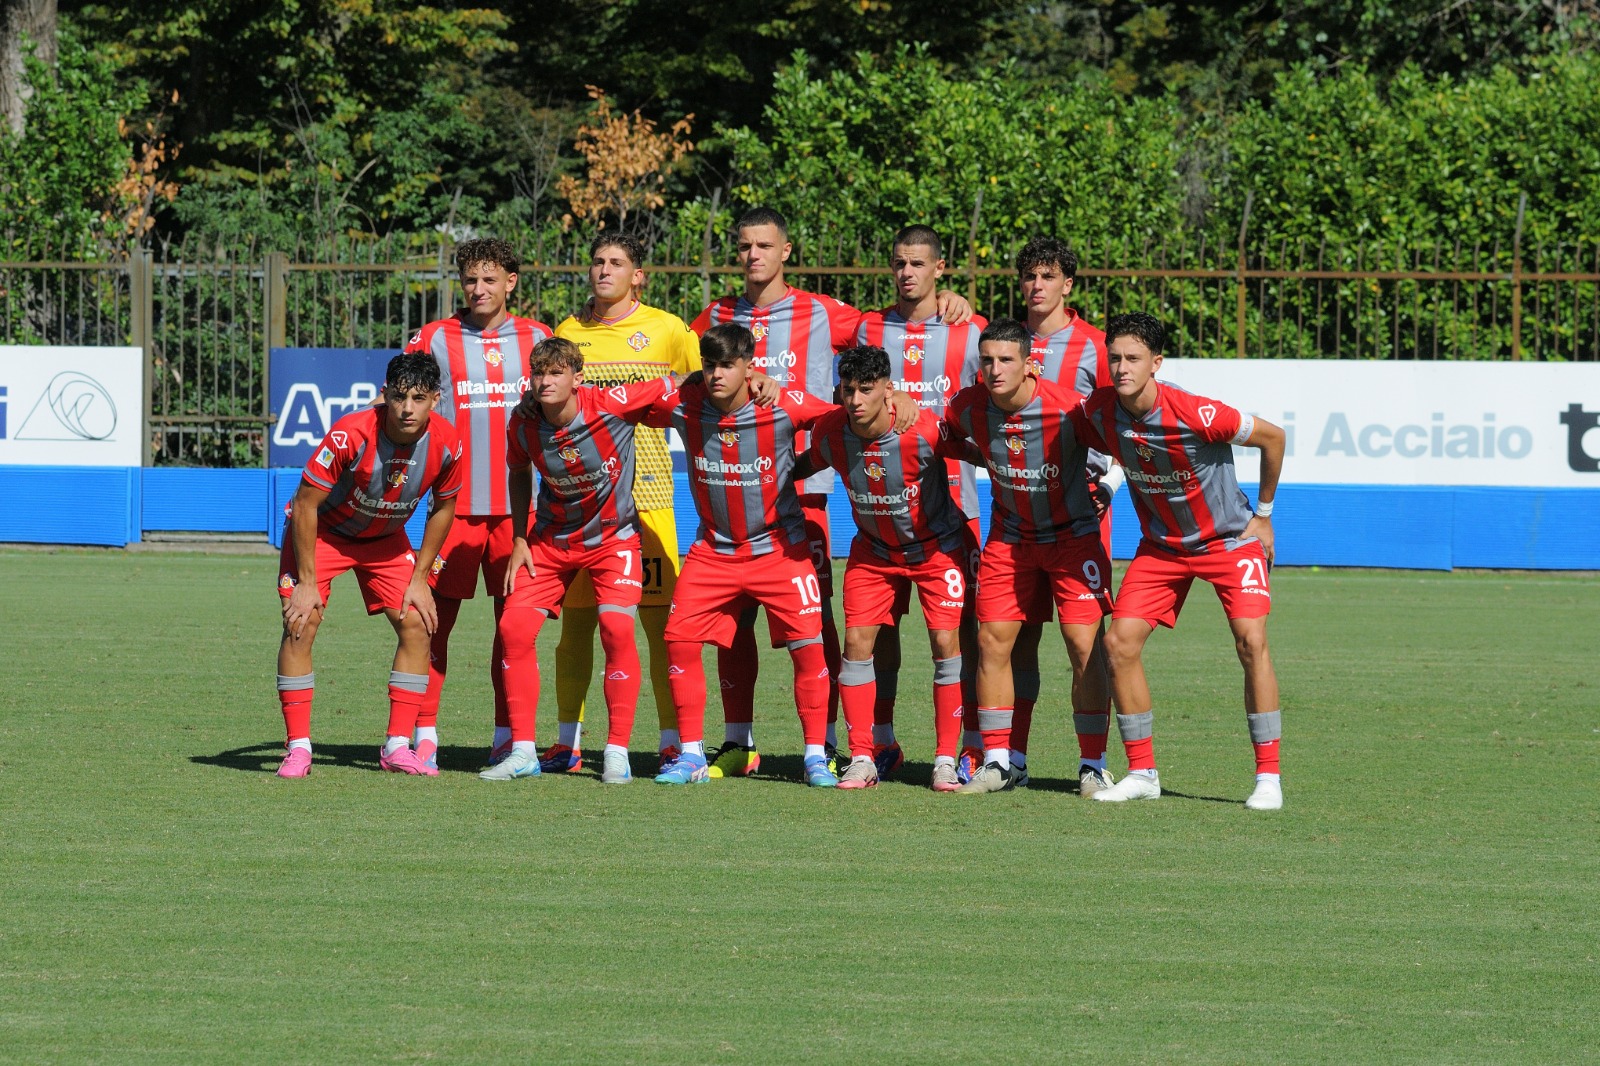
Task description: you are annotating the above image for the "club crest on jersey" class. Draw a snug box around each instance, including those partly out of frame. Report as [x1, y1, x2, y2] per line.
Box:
[864, 461, 887, 481]
[1005, 433, 1027, 455]
[717, 428, 740, 447]
[1027, 357, 1045, 375]
[387, 469, 408, 488]
[1136, 441, 1155, 461]
[1198, 404, 1217, 427]
[558, 444, 582, 463]
[626, 330, 651, 352]
[484, 347, 504, 367]
[752, 322, 770, 342]
[904, 343, 924, 366]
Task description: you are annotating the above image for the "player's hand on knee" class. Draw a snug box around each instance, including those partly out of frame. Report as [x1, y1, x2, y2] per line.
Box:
[283, 584, 324, 639]
[504, 540, 535, 595]
[403, 578, 439, 635]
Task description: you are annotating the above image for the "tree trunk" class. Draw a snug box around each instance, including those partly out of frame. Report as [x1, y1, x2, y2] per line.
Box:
[0, 0, 56, 136]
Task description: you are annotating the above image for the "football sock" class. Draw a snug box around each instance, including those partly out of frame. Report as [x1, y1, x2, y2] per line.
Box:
[498, 607, 545, 743]
[1011, 669, 1040, 756]
[1074, 711, 1110, 765]
[598, 607, 642, 749]
[962, 729, 983, 750]
[640, 606, 677, 733]
[287, 738, 312, 754]
[717, 624, 759, 727]
[423, 597, 462, 724]
[682, 740, 705, 757]
[1117, 711, 1157, 772]
[665, 640, 707, 744]
[488, 599, 509, 730]
[724, 722, 755, 747]
[277, 672, 314, 745]
[511, 740, 536, 756]
[977, 706, 1012, 770]
[1011, 751, 1027, 770]
[557, 720, 581, 749]
[383, 736, 409, 756]
[821, 608, 842, 719]
[871, 723, 896, 745]
[605, 742, 628, 756]
[873, 667, 898, 727]
[554, 604, 596, 729]
[789, 641, 830, 747]
[931, 656, 964, 758]
[659, 728, 680, 751]
[415, 726, 438, 747]
[492, 726, 512, 749]
[804, 743, 827, 760]
[838, 657, 877, 759]
[1248, 710, 1282, 776]
[824, 721, 839, 748]
[385, 671, 429, 741]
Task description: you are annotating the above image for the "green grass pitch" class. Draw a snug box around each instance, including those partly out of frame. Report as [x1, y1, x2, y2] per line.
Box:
[2, 550, 1597, 1063]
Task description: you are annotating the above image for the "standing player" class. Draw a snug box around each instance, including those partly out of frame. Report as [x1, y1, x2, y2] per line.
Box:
[273, 352, 461, 778]
[1072, 313, 1287, 810]
[484, 337, 680, 784]
[405, 238, 553, 768]
[853, 225, 985, 779]
[797, 345, 980, 791]
[690, 207, 972, 777]
[1006, 236, 1122, 780]
[648, 323, 843, 786]
[546, 233, 702, 774]
[942, 319, 1115, 796]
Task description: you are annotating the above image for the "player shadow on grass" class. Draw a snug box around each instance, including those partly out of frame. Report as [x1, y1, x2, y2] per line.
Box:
[192, 743, 382, 774]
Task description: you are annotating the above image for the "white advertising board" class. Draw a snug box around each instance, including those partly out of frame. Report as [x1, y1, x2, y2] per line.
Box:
[1156, 359, 1600, 487]
[0, 346, 143, 467]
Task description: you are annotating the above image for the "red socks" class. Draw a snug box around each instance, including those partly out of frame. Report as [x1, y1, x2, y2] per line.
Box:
[838, 657, 876, 758]
[497, 607, 546, 742]
[667, 641, 707, 744]
[276, 673, 314, 744]
[932, 680, 963, 758]
[385, 671, 429, 739]
[790, 641, 830, 745]
[717, 627, 758, 727]
[597, 609, 642, 748]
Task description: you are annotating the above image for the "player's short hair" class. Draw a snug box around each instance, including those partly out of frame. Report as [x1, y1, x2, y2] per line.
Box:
[590, 232, 647, 269]
[527, 336, 584, 375]
[454, 237, 519, 275]
[385, 351, 442, 394]
[836, 345, 892, 387]
[1105, 312, 1167, 355]
[736, 206, 788, 238]
[891, 225, 943, 259]
[1014, 236, 1077, 282]
[701, 322, 755, 366]
[979, 317, 1031, 353]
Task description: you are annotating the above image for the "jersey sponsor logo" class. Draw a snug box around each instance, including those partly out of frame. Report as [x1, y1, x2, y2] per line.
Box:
[1198, 403, 1217, 427]
[717, 428, 740, 447]
[695, 453, 774, 475]
[455, 377, 528, 397]
[989, 460, 1061, 484]
[314, 446, 335, 468]
[897, 374, 952, 396]
[904, 342, 924, 366]
[1125, 467, 1196, 486]
[626, 330, 651, 352]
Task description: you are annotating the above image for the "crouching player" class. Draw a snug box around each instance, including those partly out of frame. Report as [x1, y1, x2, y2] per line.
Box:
[796, 345, 979, 790]
[1072, 312, 1287, 809]
[483, 337, 679, 784]
[650, 323, 894, 787]
[943, 319, 1115, 795]
[274, 352, 461, 777]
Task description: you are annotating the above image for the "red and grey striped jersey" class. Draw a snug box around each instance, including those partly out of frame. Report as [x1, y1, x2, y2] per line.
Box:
[406, 312, 554, 517]
[301, 406, 461, 540]
[805, 408, 970, 564]
[1073, 381, 1258, 555]
[856, 309, 986, 518]
[647, 383, 834, 557]
[691, 287, 862, 495]
[505, 378, 677, 550]
[943, 374, 1099, 545]
[1030, 310, 1108, 396]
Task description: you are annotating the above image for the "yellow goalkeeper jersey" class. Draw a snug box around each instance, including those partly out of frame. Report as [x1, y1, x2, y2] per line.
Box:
[555, 302, 701, 511]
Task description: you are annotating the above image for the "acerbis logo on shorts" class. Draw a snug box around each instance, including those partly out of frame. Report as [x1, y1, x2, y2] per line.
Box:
[614, 576, 642, 588]
[938, 600, 962, 608]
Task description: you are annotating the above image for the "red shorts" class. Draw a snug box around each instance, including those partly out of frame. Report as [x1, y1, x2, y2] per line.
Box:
[278, 528, 416, 615]
[843, 539, 969, 631]
[976, 534, 1113, 626]
[1113, 541, 1273, 629]
[429, 514, 514, 599]
[1017, 509, 1113, 623]
[892, 517, 979, 618]
[799, 493, 834, 598]
[502, 535, 643, 617]
[665, 540, 824, 649]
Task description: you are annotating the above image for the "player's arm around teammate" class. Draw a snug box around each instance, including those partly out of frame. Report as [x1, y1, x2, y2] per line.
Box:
[1076, 312, 1287, 810]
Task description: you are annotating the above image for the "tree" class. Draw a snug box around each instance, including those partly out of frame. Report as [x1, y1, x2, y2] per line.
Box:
[556, 86, 693, 232]
[1, 0, 55, 134]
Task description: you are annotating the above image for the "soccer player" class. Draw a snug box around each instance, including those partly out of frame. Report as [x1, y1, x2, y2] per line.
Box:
[690, 206, 973, 777]
[405, 238, 553, 769]
[649, 323, 915, 787]
[484, 337, 680, 784]
[797, 345, 980, 791]
[853, 225, 985, 779]
[273, 352, 461, 778]
[1006, 236, 1122, 781]
[941, 319, 1115, 796]
[546, 232, 702, 774]
[1071, 312, 1287, 810]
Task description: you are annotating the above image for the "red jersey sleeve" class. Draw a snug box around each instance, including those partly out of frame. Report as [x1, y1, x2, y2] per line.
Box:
[599, 377, 680, 423]
[822, 296, 864, 352]
[782, 389, 838, 431]
[1069, 397, 1112, 454]
[505, 409, 533, 467]
[301, 421, 359, 491]
[934, 415, 984, 466]
[804, 409, 847, 475]
[689, 305, 714, 337]
[428, 416, 464, 501]
[643, 380, 691, 429]
[1167, 386, 1250, 445]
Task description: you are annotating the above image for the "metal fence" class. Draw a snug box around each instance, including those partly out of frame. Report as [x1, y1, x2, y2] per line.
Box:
[3, 226, 1597, 467]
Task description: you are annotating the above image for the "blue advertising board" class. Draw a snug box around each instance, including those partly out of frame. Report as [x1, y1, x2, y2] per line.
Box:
[267, 347, 399, 468]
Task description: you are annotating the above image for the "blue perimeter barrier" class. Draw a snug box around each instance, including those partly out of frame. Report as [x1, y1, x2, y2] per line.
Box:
[5, 465, 1599, 569]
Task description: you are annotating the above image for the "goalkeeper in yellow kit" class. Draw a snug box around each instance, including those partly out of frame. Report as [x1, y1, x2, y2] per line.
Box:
[543, 233, 700, 771]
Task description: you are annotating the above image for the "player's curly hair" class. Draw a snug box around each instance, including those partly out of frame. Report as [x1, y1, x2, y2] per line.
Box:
[527, 336, 584, 375]
[454, 237, 519, 275]
[837, 345, 891, 386]
[979, 317, 1031, 351]
[590, 232, 648, 268]
[700, 322, 755, 366]
[385, 351, 442, 394]
[892, 225, 943, 259]
[1105, 312, 1167, 354]
[1014, 236, 1077, 282]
